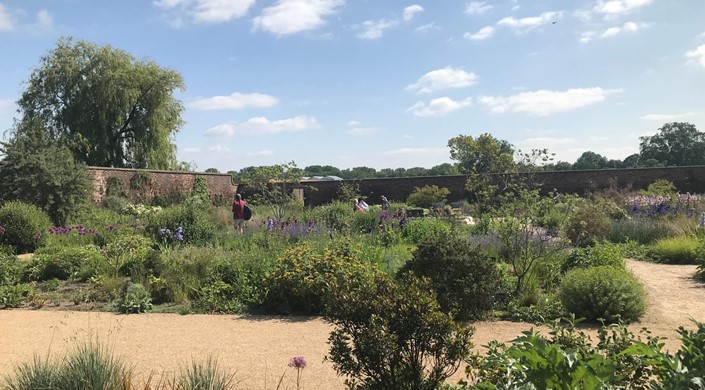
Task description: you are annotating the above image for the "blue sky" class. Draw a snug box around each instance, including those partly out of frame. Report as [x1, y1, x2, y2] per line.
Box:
[1, 0, 704, 172]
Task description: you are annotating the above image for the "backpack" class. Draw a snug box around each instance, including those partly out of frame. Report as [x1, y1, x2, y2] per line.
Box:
[243, 205, 252, 221]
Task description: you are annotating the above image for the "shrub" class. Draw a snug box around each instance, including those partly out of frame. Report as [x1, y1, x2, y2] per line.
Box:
[305, 200, 353, 233]
[145, 204, 216, 246]
[646, 235, 700, 264]
[325, 273, 473, 390]
[566, 206, 611, 247]
[406, 185, 450, 208]
[399, 234, 503, 320]
[0, 284, 28, 308]
[27, 245, 106, 281]
[562, 241, 625, 273]
[0, 254, 21, 286]
[102, 234, 154, 278]
[118, 283, 152, 314]
[264, 241, 377, 314]
[608, 217, 673, 245]
[101, 195, 130, 213]
[560, 266, 646, 323]
[401, 218, 452, 245]
[0, 201, 52, 253]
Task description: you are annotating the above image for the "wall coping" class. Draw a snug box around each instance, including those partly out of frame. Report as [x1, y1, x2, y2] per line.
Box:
[87, 166, 239, 186]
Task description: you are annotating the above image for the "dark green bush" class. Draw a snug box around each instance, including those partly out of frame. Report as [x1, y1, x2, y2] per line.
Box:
[562, 241, 625, 273]
[400, 234, 503, 320]
[560, 266, 646, 323]
[406, 185, 450, 208]
[401, 218, 452, 245]
[646, 235, 700, 264]
[27, 245, 106, 281]
[566, 206, 611, 247]
[0, 201, 52, 253]
[145, 204, 216, 246]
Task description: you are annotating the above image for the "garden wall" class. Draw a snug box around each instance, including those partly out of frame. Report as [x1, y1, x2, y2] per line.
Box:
[87, 167, 238, 205]
[302, 166, 705, 206]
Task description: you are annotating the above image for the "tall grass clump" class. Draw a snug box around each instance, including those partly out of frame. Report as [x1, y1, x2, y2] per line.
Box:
[608, 218, 673, 245]
[175, 357, 236, 390]
[646, 235, 700, 264]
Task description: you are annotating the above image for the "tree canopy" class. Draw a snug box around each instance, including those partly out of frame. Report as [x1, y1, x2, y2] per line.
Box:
[448, 133, 516, 174]
[15, 37, 185, 169]
[639, 122, 705, 167]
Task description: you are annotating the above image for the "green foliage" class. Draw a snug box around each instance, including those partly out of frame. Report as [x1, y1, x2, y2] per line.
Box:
[102, 234, 154, 278]
[505, 292, 566, 324]
[27, 245, 106, 281]
[0, 201, 52, 253]
[105, 177, 128, 198]
[572, 151, 608, 170]
[400, 234, 503, 320]
[306, 200, 354, 233]
[406, 185, 451, 208]
[401, 218, 452, 245]
[145, 204, 216, 246]
[325, 273, 473, 390]
[0, 284, 28, 308]
[639, 122, 705, 166]
[647, 235, 700, 264]
[0, 254, 21, 286]
[643, 179, 678, 196]
[176, 357, 236, 390]
[191, 176, 211, 205]
[118, 283, 152, 314]
[0, 121, 90, 225]
[244, 161, 302, 220]
[562, 241, 625, 273]
[566, 205, 611, 247]
[192, 280, 244, 314]
[560, 266, 646, 323]
[265, 241, 377, 314]
[16, 37, 185, 169]
[608, 218, 672, 245]
[448, 133, 516, 175]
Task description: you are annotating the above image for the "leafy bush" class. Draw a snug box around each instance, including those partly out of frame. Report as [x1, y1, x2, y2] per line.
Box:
[406, 185, 450, 208]
[560, 266, 646, 323]
[27, 245, 106, 281]
[505, 293, 566, 324]
[0, 201, 52, 253]
[0, 284, 28, 308]
[102, 234, 154, 278]
[646, 235, 700, 264]
[566, 206, 611, 247]
[401, 218, 452, 245]
[118, 283, 152, 314]
[325, 273, 473, 390]
[145, 204, 216, 246]
[400, 234, 503, 320]
[101, 195, 130, 213]
[608, 217, 673, 245]
[265, 241, 377, 314]
[305, 200, 353, 233]
[0, 254, 21, 286]
[562, 241, 625, 273]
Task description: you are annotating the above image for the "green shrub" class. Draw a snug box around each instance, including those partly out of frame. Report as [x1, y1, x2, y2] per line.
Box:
[305, 200, 353, 233]
[176, 357, 236, 390]
[646, 235, 700, 264]
[401, 218, 452, 245]
[27, 245, 106, 281]
[560, 266, 646, 323]
[102, 234, 155, 278]
[562, 241, 625, 273]
[0, 284, 28, 308]
[400, 234, 503, 320]
[145, 204, 216, 246]
[566, 206, 611, 247]
[118, 283, 152, 314]
[101, 195, 130, 213]
[0, 201, 52, 253]
[265, 241, 377, 314]
[0, 254, 21, 286]
[608, 218, 673, 245]
[406, 185, 450, 208]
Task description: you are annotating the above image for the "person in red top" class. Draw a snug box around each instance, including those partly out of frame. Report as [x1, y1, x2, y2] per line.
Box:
[232, 194, 246, 235]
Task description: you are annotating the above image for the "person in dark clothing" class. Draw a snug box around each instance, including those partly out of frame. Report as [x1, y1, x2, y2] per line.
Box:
[232, 194, 246, 235]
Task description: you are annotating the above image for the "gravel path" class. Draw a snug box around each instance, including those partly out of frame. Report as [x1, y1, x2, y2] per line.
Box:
[0, 259, 702, 389]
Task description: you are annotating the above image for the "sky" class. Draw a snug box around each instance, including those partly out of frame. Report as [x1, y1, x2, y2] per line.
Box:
[1, 0, 704, 173]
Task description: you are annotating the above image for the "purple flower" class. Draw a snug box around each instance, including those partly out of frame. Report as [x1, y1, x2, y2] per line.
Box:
[288, 356, 307, 369]
[0, 225, 5, 236]
[175, 227, 184, 241]
[267, 218, 274, 232]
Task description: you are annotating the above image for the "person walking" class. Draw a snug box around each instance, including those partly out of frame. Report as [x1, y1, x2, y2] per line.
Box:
[380, 195, 390, 211]
[232, 194, 246, 235]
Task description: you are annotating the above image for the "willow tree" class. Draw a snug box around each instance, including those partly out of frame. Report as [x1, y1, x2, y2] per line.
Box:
[16, 37, 185, 169]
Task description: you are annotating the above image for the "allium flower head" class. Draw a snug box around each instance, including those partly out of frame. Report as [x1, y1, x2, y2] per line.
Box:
[288, 356, 307, 369]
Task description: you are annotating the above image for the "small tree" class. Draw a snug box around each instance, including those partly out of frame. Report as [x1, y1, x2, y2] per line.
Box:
[406, 185, 450, 208]
[325, 273, 473, 390]
[245, 161, 302, 219]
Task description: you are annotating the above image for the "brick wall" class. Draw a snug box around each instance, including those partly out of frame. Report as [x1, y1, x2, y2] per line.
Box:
[87, 167, 238, 205]
[301, 166, 705, 207]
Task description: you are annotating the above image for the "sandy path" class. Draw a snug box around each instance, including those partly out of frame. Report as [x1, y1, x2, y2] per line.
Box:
[0, 260, 703, 388]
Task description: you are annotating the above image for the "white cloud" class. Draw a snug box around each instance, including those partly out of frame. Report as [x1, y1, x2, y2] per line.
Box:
[253, 0, 343, 36]
[36, 9, 53, 28]
[357, 18, 399, 39]
[246, 150, 274, 156]
[415, 22, 437, 32]
[497, 11, 562, 31]
[520, 137, 577, 149]
[593, 0, 652, 19]
[406, 67, 478, 94]
[599, 21, 647, 38]
[478, 87, 622, 116]
[188, 92, 278, 110]
[208, 145, 231, 153]
[464, 26, 494, 41]
[407, 97, 473, 117]
[686, 44, 705, 69]
[153, 0, 256, 24]
[580, 31, 597, 43]
[205, 115, 320, 136]
[383, 147, 447, 156]
[402, 5, 424, 22]
[465, 1, 492, 15]
[0, 4, 14, 31]
[641, 112, 697, 121]
[348, 127, 377, 136]
[347, 120, 360, 126]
